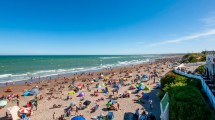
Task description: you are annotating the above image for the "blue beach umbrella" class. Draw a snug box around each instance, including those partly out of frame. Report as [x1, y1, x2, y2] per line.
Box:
[71, 116, 86, 120]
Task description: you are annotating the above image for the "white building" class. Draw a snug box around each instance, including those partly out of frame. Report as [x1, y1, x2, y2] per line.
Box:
[205, 51, 215, 83]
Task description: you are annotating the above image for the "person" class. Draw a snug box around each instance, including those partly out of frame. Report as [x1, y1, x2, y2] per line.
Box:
[79, 101, 82, 109]
[34, 101, 38, 110]
[87, 84, 90, 91]
[53, 112, 55, 119]
[134, 108, 139, 119]
[117, 102, 120, 110]
[75, 106, 79, 115]
[17, 99, 20, 107]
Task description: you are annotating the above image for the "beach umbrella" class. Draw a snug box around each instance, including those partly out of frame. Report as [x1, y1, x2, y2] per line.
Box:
[19, 108, 30, 114]
[0, 100, 7, 107]
[69, 90, 75, 95]
[77, 84, 83, 89]
[71, 116, 86, 120]
[78, 92, 85, 97]
[70, 102, 76, 107]
[31, 88, 39, 95]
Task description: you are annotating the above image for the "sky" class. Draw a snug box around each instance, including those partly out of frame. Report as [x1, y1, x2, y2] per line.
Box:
[0, 0, 215, 55]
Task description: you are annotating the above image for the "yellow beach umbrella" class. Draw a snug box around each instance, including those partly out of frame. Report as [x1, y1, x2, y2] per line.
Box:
[69, 90, 75, 95]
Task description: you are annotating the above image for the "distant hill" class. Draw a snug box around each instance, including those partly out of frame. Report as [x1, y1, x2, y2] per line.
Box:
[181, 53, 206, 63]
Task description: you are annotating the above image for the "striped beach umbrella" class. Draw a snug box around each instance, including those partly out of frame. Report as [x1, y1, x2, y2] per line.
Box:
[19, 108, 30, 114]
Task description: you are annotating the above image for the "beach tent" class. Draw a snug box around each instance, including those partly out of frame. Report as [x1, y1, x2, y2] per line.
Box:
[104, 87, 111, 93]
[124, 112, 134, 120]
[0, 100, 7, 107]
[6, 88, 12, 92]
[78, 92, 85, 97]
[71, 116, 86, 120]
[30, 88, 39, 95]
[130, 85, 136, 90]
[96, 84, 102, 88]
[142, 75, 147, 78]
[137, 86, 143, 91]
[83, 100, 91, 106]
[69, 90, 75, 95]
[109, 100, 117, 104]
[77, 84, 83, 89]
[94, 78, 99, 82]
[70, 102, 76, 107]
[23, 91, 31, 96]
[107, 112, 114, 120]
[106, 102, 112, 108]
[7, 106, 20, 120]
[101, 83, 105, 87]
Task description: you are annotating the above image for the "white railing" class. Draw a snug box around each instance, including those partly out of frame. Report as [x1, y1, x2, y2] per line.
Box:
[174, 68, 215, 110]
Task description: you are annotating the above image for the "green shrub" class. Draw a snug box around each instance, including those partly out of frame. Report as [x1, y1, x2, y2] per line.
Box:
[181, 53, 206, 63]
[195, 65, 205, 75]
[159, 72, 214, 120]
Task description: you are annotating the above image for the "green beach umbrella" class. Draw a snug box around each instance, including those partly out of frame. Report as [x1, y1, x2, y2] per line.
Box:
[0, 100, 7, 107]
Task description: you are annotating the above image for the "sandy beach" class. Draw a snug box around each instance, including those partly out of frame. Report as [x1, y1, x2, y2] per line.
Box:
[0, 57, 181, 120]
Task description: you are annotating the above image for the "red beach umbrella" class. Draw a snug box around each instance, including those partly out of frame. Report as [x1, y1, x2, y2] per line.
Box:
[19, 108, 30, 114]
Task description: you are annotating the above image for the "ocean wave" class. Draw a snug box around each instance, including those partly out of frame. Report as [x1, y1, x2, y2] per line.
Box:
[0, 59, 150, 84]
[99, 57, 121, 60]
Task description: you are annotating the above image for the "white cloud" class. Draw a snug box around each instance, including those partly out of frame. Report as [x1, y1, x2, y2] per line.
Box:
[147, 29, 215, 47]
[201, 16, 215, 26]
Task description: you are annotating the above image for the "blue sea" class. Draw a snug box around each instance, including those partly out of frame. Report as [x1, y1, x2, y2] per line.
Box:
[0, 55, 166, 83]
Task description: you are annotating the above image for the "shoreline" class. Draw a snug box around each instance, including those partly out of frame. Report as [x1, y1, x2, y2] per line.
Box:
[0, 55, 182, 87]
